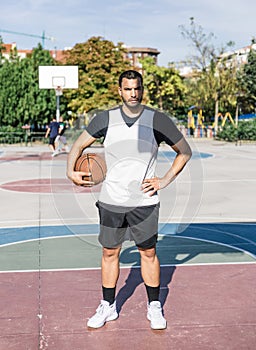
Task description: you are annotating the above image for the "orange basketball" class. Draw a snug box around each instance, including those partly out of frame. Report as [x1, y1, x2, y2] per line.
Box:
[75, 153, 107, 185]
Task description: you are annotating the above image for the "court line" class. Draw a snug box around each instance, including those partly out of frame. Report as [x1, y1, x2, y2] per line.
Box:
[1, 223, 256, 254]
[0, 234, 100, 248]
[162, 234, 256, 260]
[162, 223, 256, 247]
[1, 215, 255, 227]
[0, 261, 255, 274]
[0, 223, 255, 276]
[176, 178, 256, 184]
[0, 231, 255, 261]
[0, 229, 254, 250]
[160, 223, 256, 258]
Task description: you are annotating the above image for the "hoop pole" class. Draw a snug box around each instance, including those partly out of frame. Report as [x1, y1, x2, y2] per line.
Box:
[56, 94, 60, 122]
[55, 86, 62, 122]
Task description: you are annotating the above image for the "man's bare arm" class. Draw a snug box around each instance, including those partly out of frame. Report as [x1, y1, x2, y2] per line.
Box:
[142, 138, 192, 196]
[66, 130, 96, 186]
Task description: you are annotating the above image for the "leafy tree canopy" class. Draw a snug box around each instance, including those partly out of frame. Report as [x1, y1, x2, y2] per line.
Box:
[239, 47, 256, 112]
[63, 36, 131, 113]
[140, 56, 187, 117]
[0, 43, 57, 129]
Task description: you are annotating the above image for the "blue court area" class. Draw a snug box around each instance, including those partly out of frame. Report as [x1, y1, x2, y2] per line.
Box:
[158, 150, 212, 162]
[0, 222, 255, 271]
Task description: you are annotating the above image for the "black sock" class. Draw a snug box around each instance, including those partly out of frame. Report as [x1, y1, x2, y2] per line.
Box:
[145, 284, 160, 303]
[102, 286, 116, 305]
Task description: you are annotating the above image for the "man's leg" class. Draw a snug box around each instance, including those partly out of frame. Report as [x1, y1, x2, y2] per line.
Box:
[139, 246, 167, 330]
[87, 247, 120, 328]
[49, 138, 55, 152]
[139, 246, 160, 287]
[102, 246, 121, 303]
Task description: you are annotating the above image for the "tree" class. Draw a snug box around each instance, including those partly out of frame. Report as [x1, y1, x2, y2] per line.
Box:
[24, 44, 58, 127]
[0, 36, 6, 67]
[238, 45, 256, 114]
[179, 17, 238, 131]
[0, 43, 56, 128]
[140, 56, 186, 117]
[63, 36, 131, 114]
[179, 17, 218, 72]
[0, 48, 21, 126]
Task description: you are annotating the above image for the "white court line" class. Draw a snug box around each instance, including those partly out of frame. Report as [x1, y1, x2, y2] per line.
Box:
[0, 187, 90, 196]
[161, 234, 256, 260]
[0, 216, 255, 227]
[1, 229, 256, 257]
[0, 234, 100, 248]
[0, 218, 99, 226]
[4, 179, 255, 184]
[176, 178, 256, 184]
[160, 217, 256, 223]
[0, 261, 255, 274]
[183, 224, 256, 248]
[0, 233, 255, 275]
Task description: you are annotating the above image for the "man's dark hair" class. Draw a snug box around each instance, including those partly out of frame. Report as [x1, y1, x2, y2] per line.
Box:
[119, 70, 143, 87]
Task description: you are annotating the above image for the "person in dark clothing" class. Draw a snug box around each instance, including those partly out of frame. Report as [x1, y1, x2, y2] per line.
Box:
[45, 117, 59, 155]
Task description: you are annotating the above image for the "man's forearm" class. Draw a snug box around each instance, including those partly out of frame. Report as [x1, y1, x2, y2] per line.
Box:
[66, 131, 96, 180]
[163, 151, 191, 186]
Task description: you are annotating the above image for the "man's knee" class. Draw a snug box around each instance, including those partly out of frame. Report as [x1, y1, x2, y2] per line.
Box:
[102, 247, 121, 260]
[138, 246, 157, 260]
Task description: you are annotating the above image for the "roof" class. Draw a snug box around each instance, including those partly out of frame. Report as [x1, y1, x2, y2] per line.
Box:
[127, 47, 160, 55]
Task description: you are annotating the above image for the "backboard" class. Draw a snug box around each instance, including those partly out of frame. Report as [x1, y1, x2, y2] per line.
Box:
[38, 65, 79, 89]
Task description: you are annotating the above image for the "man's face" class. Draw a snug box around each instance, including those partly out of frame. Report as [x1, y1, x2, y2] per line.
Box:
[118, 78, 143, 108]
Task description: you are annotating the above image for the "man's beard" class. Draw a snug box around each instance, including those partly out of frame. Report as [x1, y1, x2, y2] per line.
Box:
[121, 96, 143, 109]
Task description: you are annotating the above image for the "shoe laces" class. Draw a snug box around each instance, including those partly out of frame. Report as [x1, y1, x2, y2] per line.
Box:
[150, 302, 163, 318]
[96, 301, 109, 315]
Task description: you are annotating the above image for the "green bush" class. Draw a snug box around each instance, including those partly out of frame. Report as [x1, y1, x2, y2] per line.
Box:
[216, 119, 256, 141]
[0, 126, 24, 144]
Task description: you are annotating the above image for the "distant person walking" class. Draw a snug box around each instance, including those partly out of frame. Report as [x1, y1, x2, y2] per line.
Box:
[55, 116, 70, 154]
[45, 117, 59, 156]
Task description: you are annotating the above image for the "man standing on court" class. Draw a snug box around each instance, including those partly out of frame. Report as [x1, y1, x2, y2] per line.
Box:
[45, 117, 59, 156]
[67, 70, 192, 330]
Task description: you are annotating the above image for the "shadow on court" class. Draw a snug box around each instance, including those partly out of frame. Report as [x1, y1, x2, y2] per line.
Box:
[116, 222, 256, 314]
[116, 264, 176, 313]
[0, 222, 255, 272]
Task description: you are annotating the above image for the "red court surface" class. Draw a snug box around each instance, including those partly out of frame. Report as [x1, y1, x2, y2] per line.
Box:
[0, 178, 101, 193]
[0, 264, 255, 350]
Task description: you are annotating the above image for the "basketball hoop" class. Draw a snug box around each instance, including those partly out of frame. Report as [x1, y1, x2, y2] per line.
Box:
[55, 86, 63, 96]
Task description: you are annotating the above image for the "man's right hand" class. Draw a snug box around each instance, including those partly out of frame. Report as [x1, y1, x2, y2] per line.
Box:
[67, 171, 95, 187]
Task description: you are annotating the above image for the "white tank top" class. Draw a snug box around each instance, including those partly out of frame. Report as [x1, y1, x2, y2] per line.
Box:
[99, 107, 159, 207]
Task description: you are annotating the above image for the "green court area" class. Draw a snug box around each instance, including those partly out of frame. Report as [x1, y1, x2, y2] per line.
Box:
[0, 233, 254, 272]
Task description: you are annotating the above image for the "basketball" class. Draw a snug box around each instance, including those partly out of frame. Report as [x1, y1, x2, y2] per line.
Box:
[75, 153, 107, 185]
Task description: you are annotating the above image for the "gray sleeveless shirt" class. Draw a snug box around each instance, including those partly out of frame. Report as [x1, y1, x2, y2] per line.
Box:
[99, 107, 159, 207]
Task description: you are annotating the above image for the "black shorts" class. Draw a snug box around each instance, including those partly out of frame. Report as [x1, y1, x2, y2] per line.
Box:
[49, 136, 57, 146]
[96, 201, 159, 249]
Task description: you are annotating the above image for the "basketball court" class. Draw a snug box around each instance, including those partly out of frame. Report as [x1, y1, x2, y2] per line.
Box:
[0, 139, 255, 349]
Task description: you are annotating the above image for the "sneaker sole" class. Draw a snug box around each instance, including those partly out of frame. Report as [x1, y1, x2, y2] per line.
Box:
[147, 314, 167, 330]
[87, 312, 118, 329]
[150, 322, 167, 330]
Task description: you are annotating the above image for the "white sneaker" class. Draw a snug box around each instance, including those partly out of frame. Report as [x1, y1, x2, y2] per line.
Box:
[87, 300, 118, 328]
[51, 150, 59, 157]
[147, 301, 167, 330]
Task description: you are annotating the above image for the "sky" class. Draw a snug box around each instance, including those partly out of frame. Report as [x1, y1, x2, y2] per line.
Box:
[0, 0, 255, 67]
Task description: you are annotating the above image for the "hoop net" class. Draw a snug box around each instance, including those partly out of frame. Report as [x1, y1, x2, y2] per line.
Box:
[55, 86, 63, 96]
